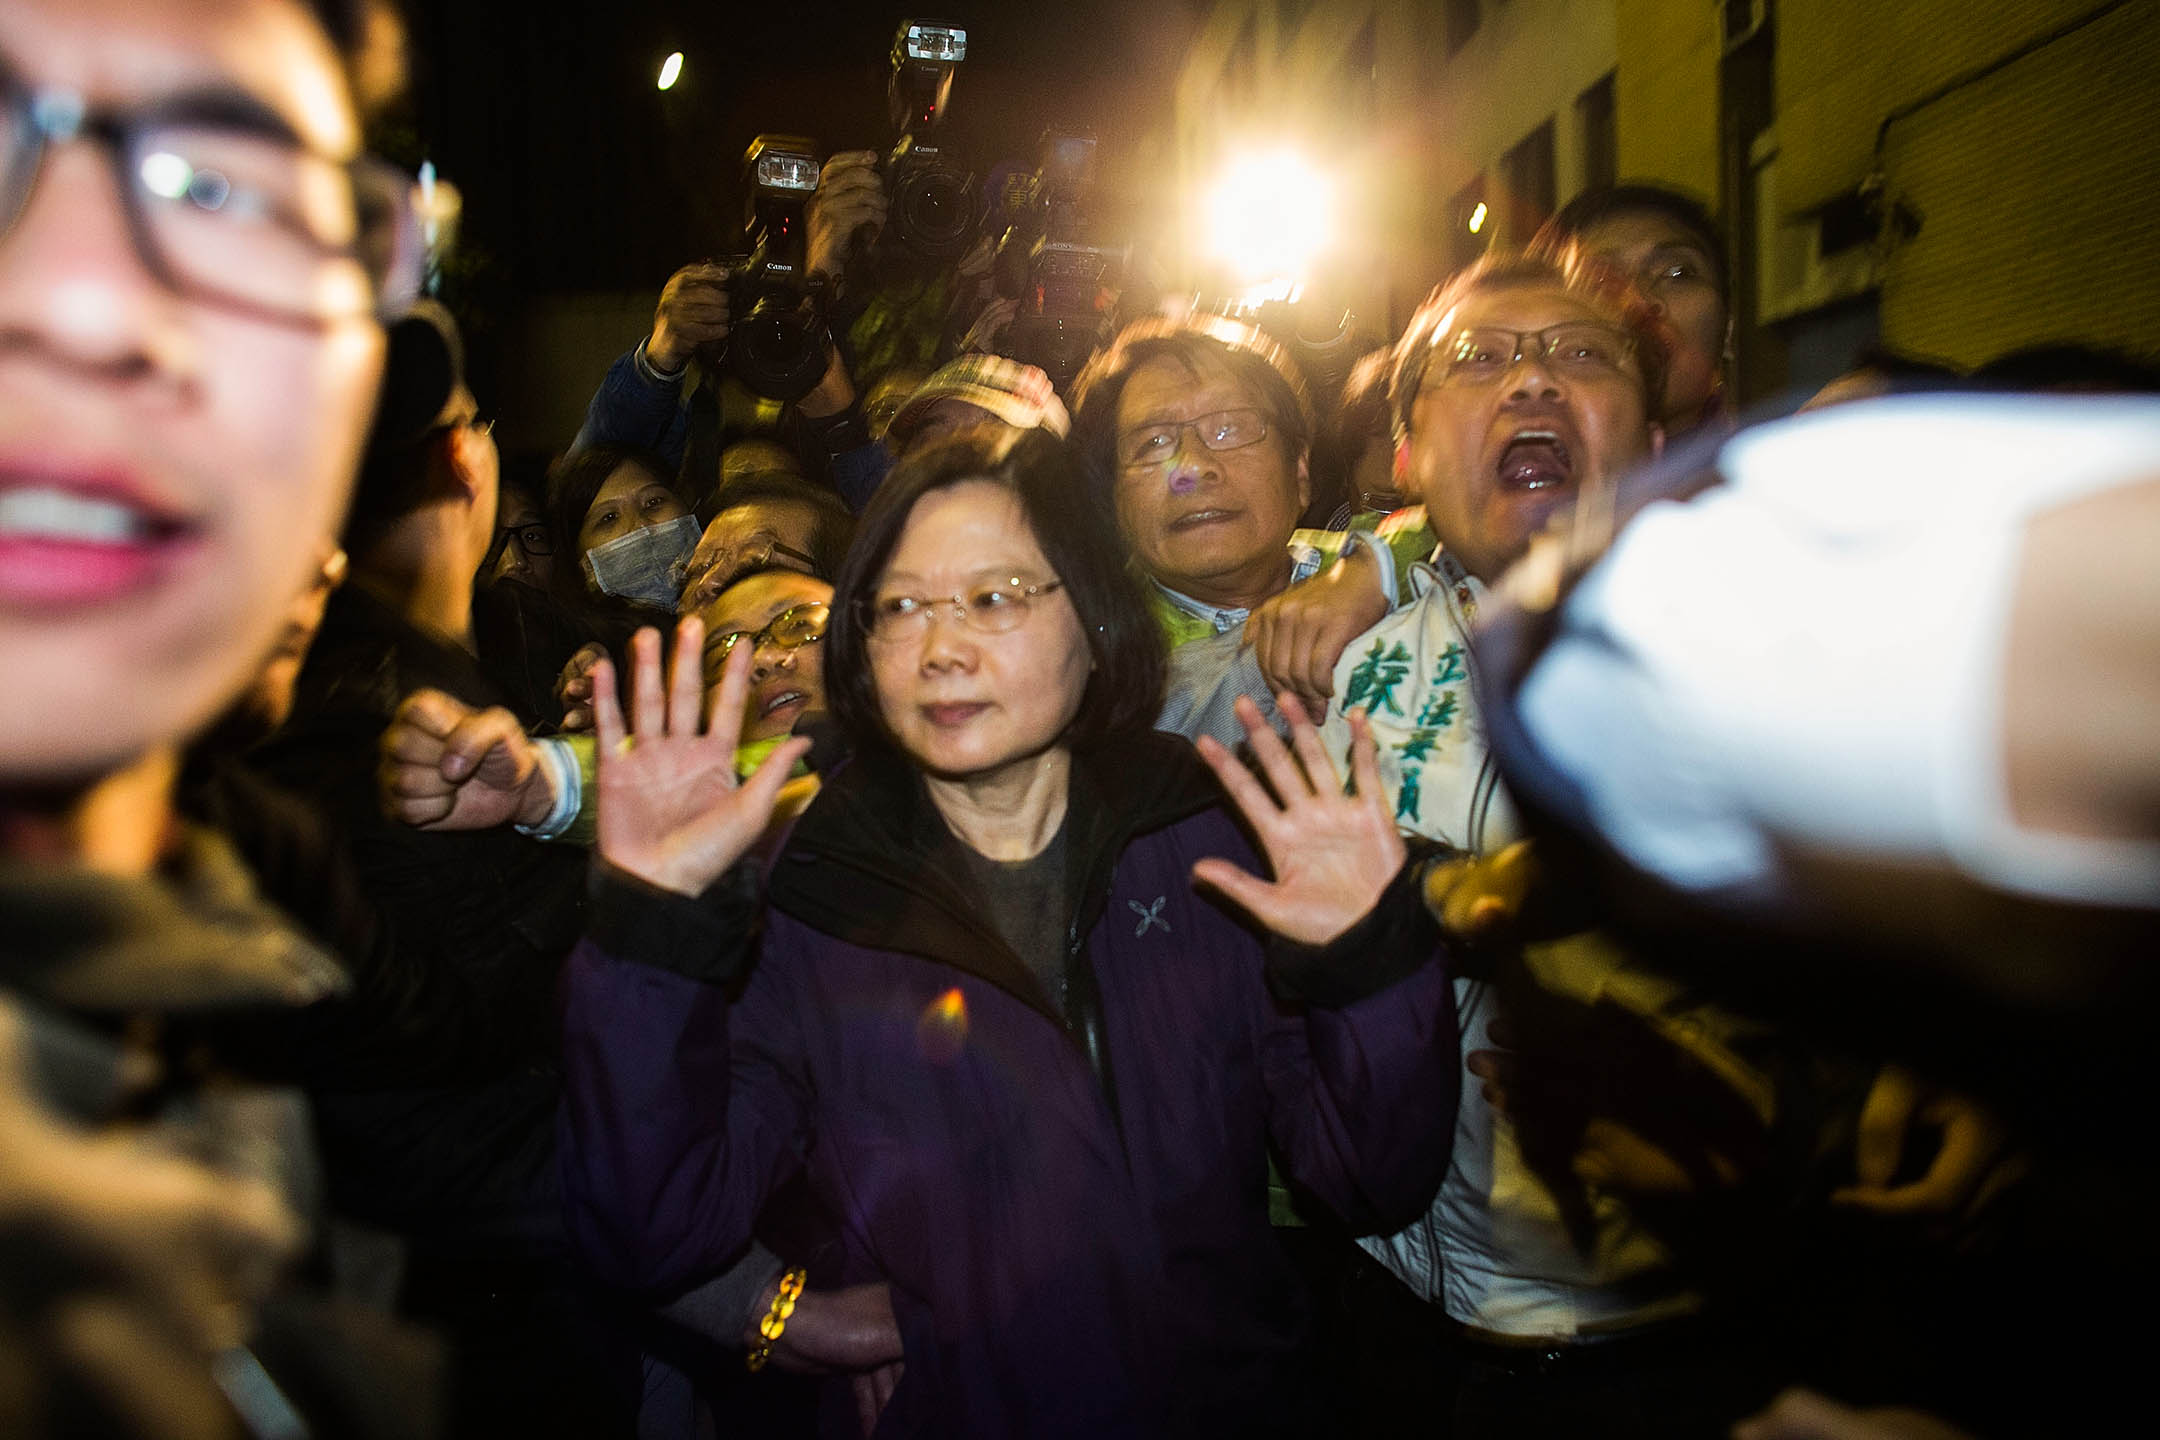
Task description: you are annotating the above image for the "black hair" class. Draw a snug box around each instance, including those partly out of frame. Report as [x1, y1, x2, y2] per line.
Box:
[1067, 317, 1316, 538]
[1310, 347, 1399, 514]
[1973, 343, 2160, 394]
[706, 472, 858, 582]
[1534, 183, 1729, 299]
[823, 427, 1166, 759]
[1389, 252, 1670, 445]
[542, 445, 684, 619]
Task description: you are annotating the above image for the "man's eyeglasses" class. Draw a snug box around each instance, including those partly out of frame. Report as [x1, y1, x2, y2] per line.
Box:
[860, 579, 1065, 646]
[1427, 325, 1639, 388]
[708, 602, 830, 665]
[1118, 409, 1270, 471]
[496, 522, 550, 557]
[0, 64, 421, 324]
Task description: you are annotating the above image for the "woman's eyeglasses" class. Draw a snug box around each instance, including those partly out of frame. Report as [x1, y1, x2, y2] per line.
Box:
[860, 579, 1065, 646]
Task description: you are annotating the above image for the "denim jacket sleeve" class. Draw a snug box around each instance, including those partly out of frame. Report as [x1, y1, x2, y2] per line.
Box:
[573, 340, 690, 473]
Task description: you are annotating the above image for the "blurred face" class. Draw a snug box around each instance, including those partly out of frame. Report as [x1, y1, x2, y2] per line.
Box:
[678, 498, 820, 610]
[1573, 209, 1728, 429]
[868, 481, 1089, 783]
[1112, 353, 1310, 610]
[576, 463, 686, 557]
[487, 485, 553, 589]
[0, 0, 387, 783]
[697, 569, 830, 744]
[1407, 282, 1657, 582]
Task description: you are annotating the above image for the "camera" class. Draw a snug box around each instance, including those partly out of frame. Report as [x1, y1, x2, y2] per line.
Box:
[882, 20, 978, 262]
[998, 130, 1128, 390]
[724, 135, 834, 402]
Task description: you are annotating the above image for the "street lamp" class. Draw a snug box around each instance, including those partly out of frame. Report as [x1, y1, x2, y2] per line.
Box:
[657, 52, 684, 91]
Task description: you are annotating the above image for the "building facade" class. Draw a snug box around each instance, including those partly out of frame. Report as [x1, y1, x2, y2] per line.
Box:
[1170, 0, 2160, 398]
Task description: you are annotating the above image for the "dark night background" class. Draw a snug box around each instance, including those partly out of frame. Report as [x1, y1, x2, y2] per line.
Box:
[385, 1, 1204, 426]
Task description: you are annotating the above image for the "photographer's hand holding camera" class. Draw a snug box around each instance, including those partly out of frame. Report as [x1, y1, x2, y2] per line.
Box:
[807, 150, 888, 290]
[647, 262, 734, 376]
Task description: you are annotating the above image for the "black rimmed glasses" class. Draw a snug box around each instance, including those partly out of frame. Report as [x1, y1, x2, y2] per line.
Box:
[0, 63, 421, 323]
[1427, 325, 1640, 388]
[860, 578, 1066, 646]
[1118, 408, 1271, 471]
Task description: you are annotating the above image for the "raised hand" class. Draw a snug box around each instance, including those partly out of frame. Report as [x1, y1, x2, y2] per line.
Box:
[806, 151, 888, 283]
[378, 689, 553, 831]
[1191, 693, 1407, 946]
[647, 261, 733, 373]
[593, 619, 808, 898]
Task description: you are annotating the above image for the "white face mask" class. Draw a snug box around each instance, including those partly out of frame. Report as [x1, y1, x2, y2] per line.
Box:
[583, 514, 700, 610]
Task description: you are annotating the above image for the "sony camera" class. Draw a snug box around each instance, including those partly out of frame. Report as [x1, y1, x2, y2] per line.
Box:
[998, 130, 1128, 390]
[881, 20, 979, 262]
[723, 135, 834, 402]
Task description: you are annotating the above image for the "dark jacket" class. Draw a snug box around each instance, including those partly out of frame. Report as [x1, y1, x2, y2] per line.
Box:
[560, 731, 1457, 1438]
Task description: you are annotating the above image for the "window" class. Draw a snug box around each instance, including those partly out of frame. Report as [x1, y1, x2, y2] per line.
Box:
[1576, 73, 1617, 196]
[1500, 119, 1556, 242]
[1444, 0, 1480, 58]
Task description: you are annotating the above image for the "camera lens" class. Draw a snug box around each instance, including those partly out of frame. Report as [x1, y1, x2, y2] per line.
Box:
[894, 167, 976, 259]
[730, 297, 831, 402]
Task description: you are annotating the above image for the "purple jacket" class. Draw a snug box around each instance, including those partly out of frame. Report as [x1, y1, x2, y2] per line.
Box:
[560, 733, 1456, 1437]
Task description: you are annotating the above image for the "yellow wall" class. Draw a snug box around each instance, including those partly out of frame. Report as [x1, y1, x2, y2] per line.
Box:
[1612, 0, 1721, 200]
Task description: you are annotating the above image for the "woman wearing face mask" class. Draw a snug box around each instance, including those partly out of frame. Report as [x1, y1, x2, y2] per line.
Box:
[560, 428, 1460, 1439]
[545, 446, 698, 614]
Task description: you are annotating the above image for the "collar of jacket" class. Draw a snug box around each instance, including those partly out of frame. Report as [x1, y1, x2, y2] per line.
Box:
[765, 728, 1223, 1032]
[0, 823, 348, 1016]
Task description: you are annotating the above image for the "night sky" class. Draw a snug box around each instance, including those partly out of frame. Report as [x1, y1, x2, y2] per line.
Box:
[398, 1, 1202, 298]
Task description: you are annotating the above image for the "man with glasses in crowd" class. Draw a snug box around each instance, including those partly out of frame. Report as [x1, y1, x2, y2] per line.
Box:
[1309, 256, 1796, 1439]
[0, 0, 424, 1432]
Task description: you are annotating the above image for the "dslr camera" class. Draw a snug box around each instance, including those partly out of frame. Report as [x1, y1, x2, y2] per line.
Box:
[881, 19, 978, 262]
[997, 130, 1129, 390]
[724, 135, 833, 402]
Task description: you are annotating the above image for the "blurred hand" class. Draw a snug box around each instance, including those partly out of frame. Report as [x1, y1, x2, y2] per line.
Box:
[1734, 1389, 1975, 1440]
[741, 1279, 902, 1375]
[378, 689, 554, 831]
[954, 233, 996, 281]
[1245, 545, 1391, 713]
[648, 262, 733, 374]
[557, 642, 608, 731]
[1421, 840, 1540, 944]
[807, 151, 888, 283]
[957, 295, 1019, 355]
[1832, 1065, 2018, 1221]
[1191, 695, 1407, 946]
[593, 620, 808, 897]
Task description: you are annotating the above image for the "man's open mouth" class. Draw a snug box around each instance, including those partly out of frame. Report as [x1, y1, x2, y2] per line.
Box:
[1495, 430, 1574, 491]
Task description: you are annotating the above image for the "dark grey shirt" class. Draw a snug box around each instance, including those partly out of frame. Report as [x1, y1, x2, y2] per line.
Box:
[956, 820, 1073, 1020]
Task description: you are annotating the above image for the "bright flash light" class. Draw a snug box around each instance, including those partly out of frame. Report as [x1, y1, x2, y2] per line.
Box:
[657, 52, 684, 91]
[1206, 148, 1333, 286]
[1468, 201, 1488, 234]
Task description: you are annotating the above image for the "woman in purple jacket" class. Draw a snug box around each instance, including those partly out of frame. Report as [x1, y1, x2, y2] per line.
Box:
[559, 428, 1459, 1438]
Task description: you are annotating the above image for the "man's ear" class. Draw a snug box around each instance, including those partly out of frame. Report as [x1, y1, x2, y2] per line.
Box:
[440, 426, 486, 503]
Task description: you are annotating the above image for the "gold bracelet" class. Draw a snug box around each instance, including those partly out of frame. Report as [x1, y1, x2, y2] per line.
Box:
[744, 1268, 807, 1372]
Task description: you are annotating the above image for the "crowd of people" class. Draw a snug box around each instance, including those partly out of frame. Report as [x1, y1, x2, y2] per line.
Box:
[2, 2, 2156, 1439]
